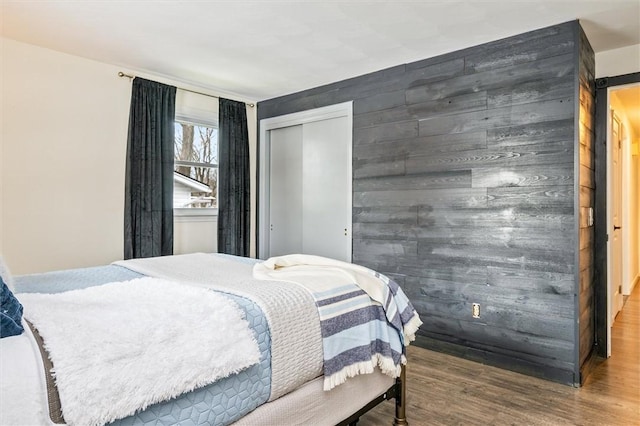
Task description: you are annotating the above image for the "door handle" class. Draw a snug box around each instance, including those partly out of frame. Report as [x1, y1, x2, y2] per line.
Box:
[614, 226, 621, 230]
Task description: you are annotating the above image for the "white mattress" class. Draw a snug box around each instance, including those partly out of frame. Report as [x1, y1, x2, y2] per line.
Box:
[0, 325, 55, 426]
[234, 371, 394, 426]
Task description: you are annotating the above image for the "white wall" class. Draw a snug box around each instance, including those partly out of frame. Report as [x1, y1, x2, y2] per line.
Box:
[1, 37, 257, 274]
[2, 38, 131, 274]
[174, 217, 217, 255]
[595, 44, 640, 78]
[0, 38, 5, 253]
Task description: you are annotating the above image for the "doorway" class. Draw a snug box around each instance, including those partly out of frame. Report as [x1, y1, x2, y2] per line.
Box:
[595, 72, 640, 358]
[258, 102, 353, 262]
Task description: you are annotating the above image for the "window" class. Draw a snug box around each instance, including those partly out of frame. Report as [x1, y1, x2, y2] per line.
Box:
[173, 121, 218, 209]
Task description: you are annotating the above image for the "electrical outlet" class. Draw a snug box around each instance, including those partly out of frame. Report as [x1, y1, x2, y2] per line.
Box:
[472, 303, 481, 318]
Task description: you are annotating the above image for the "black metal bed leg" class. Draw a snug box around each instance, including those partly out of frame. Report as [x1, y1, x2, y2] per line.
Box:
[393, 365, 408, 426]
[348, 419, 359, 426]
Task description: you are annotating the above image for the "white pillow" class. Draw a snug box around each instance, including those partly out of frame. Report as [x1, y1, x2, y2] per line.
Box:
[0, 256, 16, 292]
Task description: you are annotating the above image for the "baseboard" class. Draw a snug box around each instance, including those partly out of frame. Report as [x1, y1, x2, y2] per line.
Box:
[628, 274, 639, 296]
[579, 346, 604, 386]
[414, 335, 576, 387]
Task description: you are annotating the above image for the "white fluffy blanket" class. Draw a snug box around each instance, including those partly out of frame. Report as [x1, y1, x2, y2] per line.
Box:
[114, 253, 324, 401]
[18, 277, 260, 426]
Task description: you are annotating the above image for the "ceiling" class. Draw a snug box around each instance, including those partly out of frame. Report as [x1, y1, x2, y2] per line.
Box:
[2, 1, 639, 101]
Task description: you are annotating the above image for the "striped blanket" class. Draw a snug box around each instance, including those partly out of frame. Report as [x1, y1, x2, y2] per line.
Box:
[253, 254, 422, 390]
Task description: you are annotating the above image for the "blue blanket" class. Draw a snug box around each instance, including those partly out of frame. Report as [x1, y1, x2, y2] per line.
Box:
[253, 254, 422, 390]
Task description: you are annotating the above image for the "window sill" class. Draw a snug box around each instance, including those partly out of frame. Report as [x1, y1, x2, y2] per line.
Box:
[174, 208, 218, 222]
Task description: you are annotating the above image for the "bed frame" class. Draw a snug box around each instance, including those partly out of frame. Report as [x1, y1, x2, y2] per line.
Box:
[338, 365, 408, 426]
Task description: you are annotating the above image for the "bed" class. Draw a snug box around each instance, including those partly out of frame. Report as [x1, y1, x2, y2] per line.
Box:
[0, 253, 420, 426]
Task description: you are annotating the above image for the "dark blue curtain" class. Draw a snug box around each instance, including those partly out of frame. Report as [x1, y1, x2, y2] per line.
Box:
[217, 98, 250, 257]
[124, 78, 176, 259]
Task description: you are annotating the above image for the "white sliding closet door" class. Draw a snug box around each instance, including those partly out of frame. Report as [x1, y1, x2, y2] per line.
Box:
[262, 103, 352, 262]
[269, 125, 303, 257]
[302, 116, 350, 261]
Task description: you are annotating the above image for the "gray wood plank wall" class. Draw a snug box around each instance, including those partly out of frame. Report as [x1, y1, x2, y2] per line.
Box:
[577, 26, 596, 377]
[258, 21, 593, 385]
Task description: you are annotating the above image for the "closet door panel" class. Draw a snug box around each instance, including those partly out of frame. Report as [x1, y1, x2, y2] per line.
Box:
[302, 116, 351, 262]
[269, 125, 303, 256]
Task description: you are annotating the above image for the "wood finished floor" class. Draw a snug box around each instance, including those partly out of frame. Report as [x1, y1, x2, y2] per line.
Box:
[358, 285, 640, 426]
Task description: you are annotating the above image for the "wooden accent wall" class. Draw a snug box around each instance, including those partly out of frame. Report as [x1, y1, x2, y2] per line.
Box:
[258, 21, 594, 385]
[577, 26, 596, 379]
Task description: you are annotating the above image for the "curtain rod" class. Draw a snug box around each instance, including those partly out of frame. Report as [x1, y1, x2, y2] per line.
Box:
[118, 72, 255, 108]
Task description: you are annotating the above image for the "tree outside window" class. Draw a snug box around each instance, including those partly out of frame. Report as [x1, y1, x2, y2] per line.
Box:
[174, 121, 218, 208]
